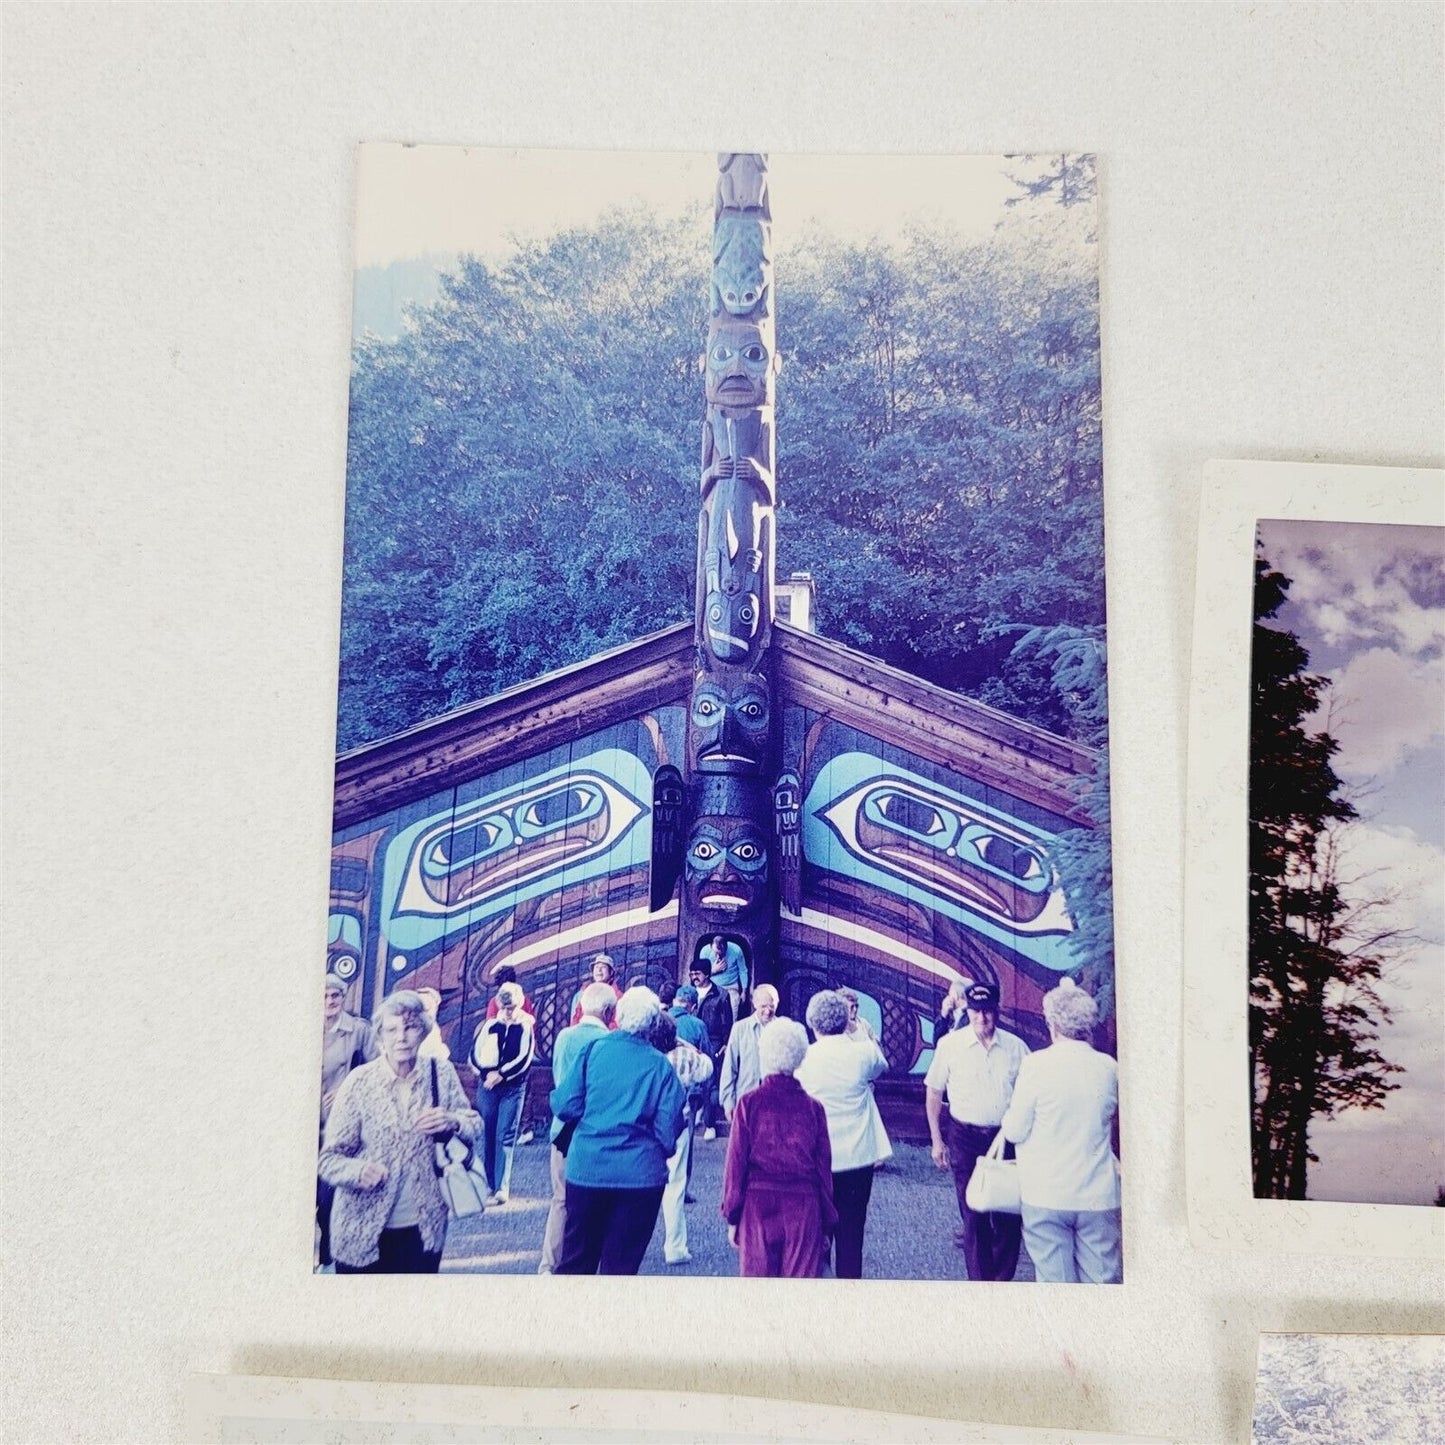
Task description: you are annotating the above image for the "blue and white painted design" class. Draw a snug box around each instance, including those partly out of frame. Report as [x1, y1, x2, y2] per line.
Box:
[379, 748, 651, 954]
[804, 752, 1076, 973]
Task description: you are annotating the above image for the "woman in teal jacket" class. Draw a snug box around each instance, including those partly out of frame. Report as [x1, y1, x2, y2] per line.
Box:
[551, 985, 686, 1274]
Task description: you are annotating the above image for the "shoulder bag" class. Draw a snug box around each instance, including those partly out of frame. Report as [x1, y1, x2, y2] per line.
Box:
[430, 1058, 488, 1218]
[965, 1128, 1022, 1215]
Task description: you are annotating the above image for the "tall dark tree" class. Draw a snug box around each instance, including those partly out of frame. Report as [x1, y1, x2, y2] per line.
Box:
[1248, 550, 1401, 1199]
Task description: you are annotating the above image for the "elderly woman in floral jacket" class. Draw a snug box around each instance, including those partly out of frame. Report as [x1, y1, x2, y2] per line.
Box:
[319, 990, 481, 1273]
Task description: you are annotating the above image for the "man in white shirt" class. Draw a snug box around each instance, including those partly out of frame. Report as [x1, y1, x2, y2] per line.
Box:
[924, 981, 1030, 1281]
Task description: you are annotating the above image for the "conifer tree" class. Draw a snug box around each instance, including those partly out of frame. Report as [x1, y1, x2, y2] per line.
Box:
[1248, 550, 1401, 1199]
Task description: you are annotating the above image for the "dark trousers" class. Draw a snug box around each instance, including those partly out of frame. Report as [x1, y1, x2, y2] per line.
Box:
[334, 1225, 443, 1274]
[946, 1117, 1023, 1282]
[702, 1053, 725, 1130]
[831, 1165, 876, 1279]
[557, 1182, 665, 1275]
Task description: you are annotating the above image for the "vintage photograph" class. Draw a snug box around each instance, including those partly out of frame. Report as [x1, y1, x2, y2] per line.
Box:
[1251, 1333, 1445, 1445]
[318, 147, 1118, 1280]
[1249, 518, 1444, 1206]
[1185, 459, 1445, 1259]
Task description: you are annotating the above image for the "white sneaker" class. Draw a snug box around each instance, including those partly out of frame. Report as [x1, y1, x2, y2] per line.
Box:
[487, 1191, 509, 1206]
[665, 1251, 692, 1266]
[517, 1130, 534, 1146]
[702, 1127, 717, 1141]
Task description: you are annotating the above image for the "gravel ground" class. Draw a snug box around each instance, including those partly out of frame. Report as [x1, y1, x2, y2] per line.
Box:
[440, 1130, 1034, 1282]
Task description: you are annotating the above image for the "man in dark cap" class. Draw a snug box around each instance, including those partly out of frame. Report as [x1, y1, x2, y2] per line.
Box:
[689, 962, 733, 1139]
[923, 981, 1030, 1281]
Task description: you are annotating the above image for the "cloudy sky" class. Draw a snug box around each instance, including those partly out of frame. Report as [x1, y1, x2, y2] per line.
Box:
[349, 146, 1095, 346]
[353, 146, 1040, 268]
[1258, 517, 1445, 1206]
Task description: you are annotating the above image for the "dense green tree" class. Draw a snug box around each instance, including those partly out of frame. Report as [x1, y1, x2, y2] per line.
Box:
[1249, 552, 1401, 1199]
[1008, 623, 1113, 1013]
[337, 208, 706, 748]
[339, 173, 1103, 751]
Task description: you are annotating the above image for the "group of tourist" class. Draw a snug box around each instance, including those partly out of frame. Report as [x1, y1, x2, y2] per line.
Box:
[926, 977, 1122, 1284]
[316, 955, 1120, 1285]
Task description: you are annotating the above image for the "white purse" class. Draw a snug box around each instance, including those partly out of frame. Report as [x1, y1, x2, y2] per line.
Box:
[965, 1128, 1022, 1215]
[434, 1134, 488, 1218]
[429, 1060, 487, 1218]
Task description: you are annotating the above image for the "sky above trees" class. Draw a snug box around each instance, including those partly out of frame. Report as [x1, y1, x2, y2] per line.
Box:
[1257, 518, 1444, 1205]
[353, 147, 1031, 270]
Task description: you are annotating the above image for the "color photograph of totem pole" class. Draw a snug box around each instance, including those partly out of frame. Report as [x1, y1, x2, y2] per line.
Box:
[316, 148, 1120, 1282]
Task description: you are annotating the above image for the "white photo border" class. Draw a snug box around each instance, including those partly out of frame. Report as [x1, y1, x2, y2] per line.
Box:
[1184, 458, 1445, 1258]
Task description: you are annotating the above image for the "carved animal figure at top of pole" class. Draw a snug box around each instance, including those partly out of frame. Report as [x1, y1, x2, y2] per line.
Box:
[715, 152, 769, 218]
[695, 154, 779, 673]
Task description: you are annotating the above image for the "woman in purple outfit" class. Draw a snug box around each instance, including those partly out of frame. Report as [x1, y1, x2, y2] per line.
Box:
[720, 1018, 837, 1278]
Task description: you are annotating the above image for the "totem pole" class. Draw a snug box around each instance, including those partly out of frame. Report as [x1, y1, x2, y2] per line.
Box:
[651, 153, 791, 992]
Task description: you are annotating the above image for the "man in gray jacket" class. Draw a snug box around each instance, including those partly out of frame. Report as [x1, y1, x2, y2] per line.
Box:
[719, 984, 780, 1123]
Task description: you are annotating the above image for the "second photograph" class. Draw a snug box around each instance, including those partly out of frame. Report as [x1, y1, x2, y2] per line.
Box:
[317, 147, 1119, 1283]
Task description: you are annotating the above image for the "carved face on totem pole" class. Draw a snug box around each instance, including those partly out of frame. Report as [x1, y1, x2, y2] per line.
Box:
[683, 814, 771, 927]
[703, 584, 763, 665]
[704, 320, 773, 411]
[689, 671, 771, 773]
[712, 215, 771, 318]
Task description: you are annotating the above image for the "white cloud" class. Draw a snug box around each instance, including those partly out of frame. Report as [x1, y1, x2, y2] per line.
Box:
[1326, 647, 1445, 777]
[1260, 519, 1445, 658]
[1335, 820, 1445, 945]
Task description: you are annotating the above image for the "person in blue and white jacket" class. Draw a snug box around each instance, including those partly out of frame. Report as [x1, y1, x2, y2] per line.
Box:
[469, 983, 535, 1205]
[649, 1010, 715, 1267]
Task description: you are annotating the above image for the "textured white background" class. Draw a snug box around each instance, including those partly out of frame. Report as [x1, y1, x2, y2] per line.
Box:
[3, 5, 1442, 1442]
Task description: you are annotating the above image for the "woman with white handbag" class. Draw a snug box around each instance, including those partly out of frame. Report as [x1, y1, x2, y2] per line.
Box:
[319, 990, 481, 1273]
[1001, 977, 1122, 1284]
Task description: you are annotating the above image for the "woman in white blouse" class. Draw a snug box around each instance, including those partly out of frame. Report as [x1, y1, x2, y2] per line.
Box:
[1001, 977, 1121, 1284]
[796, 990, 893, 1278]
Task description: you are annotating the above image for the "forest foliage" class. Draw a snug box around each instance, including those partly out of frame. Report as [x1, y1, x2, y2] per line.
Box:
[337, 158, 1113, 991]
